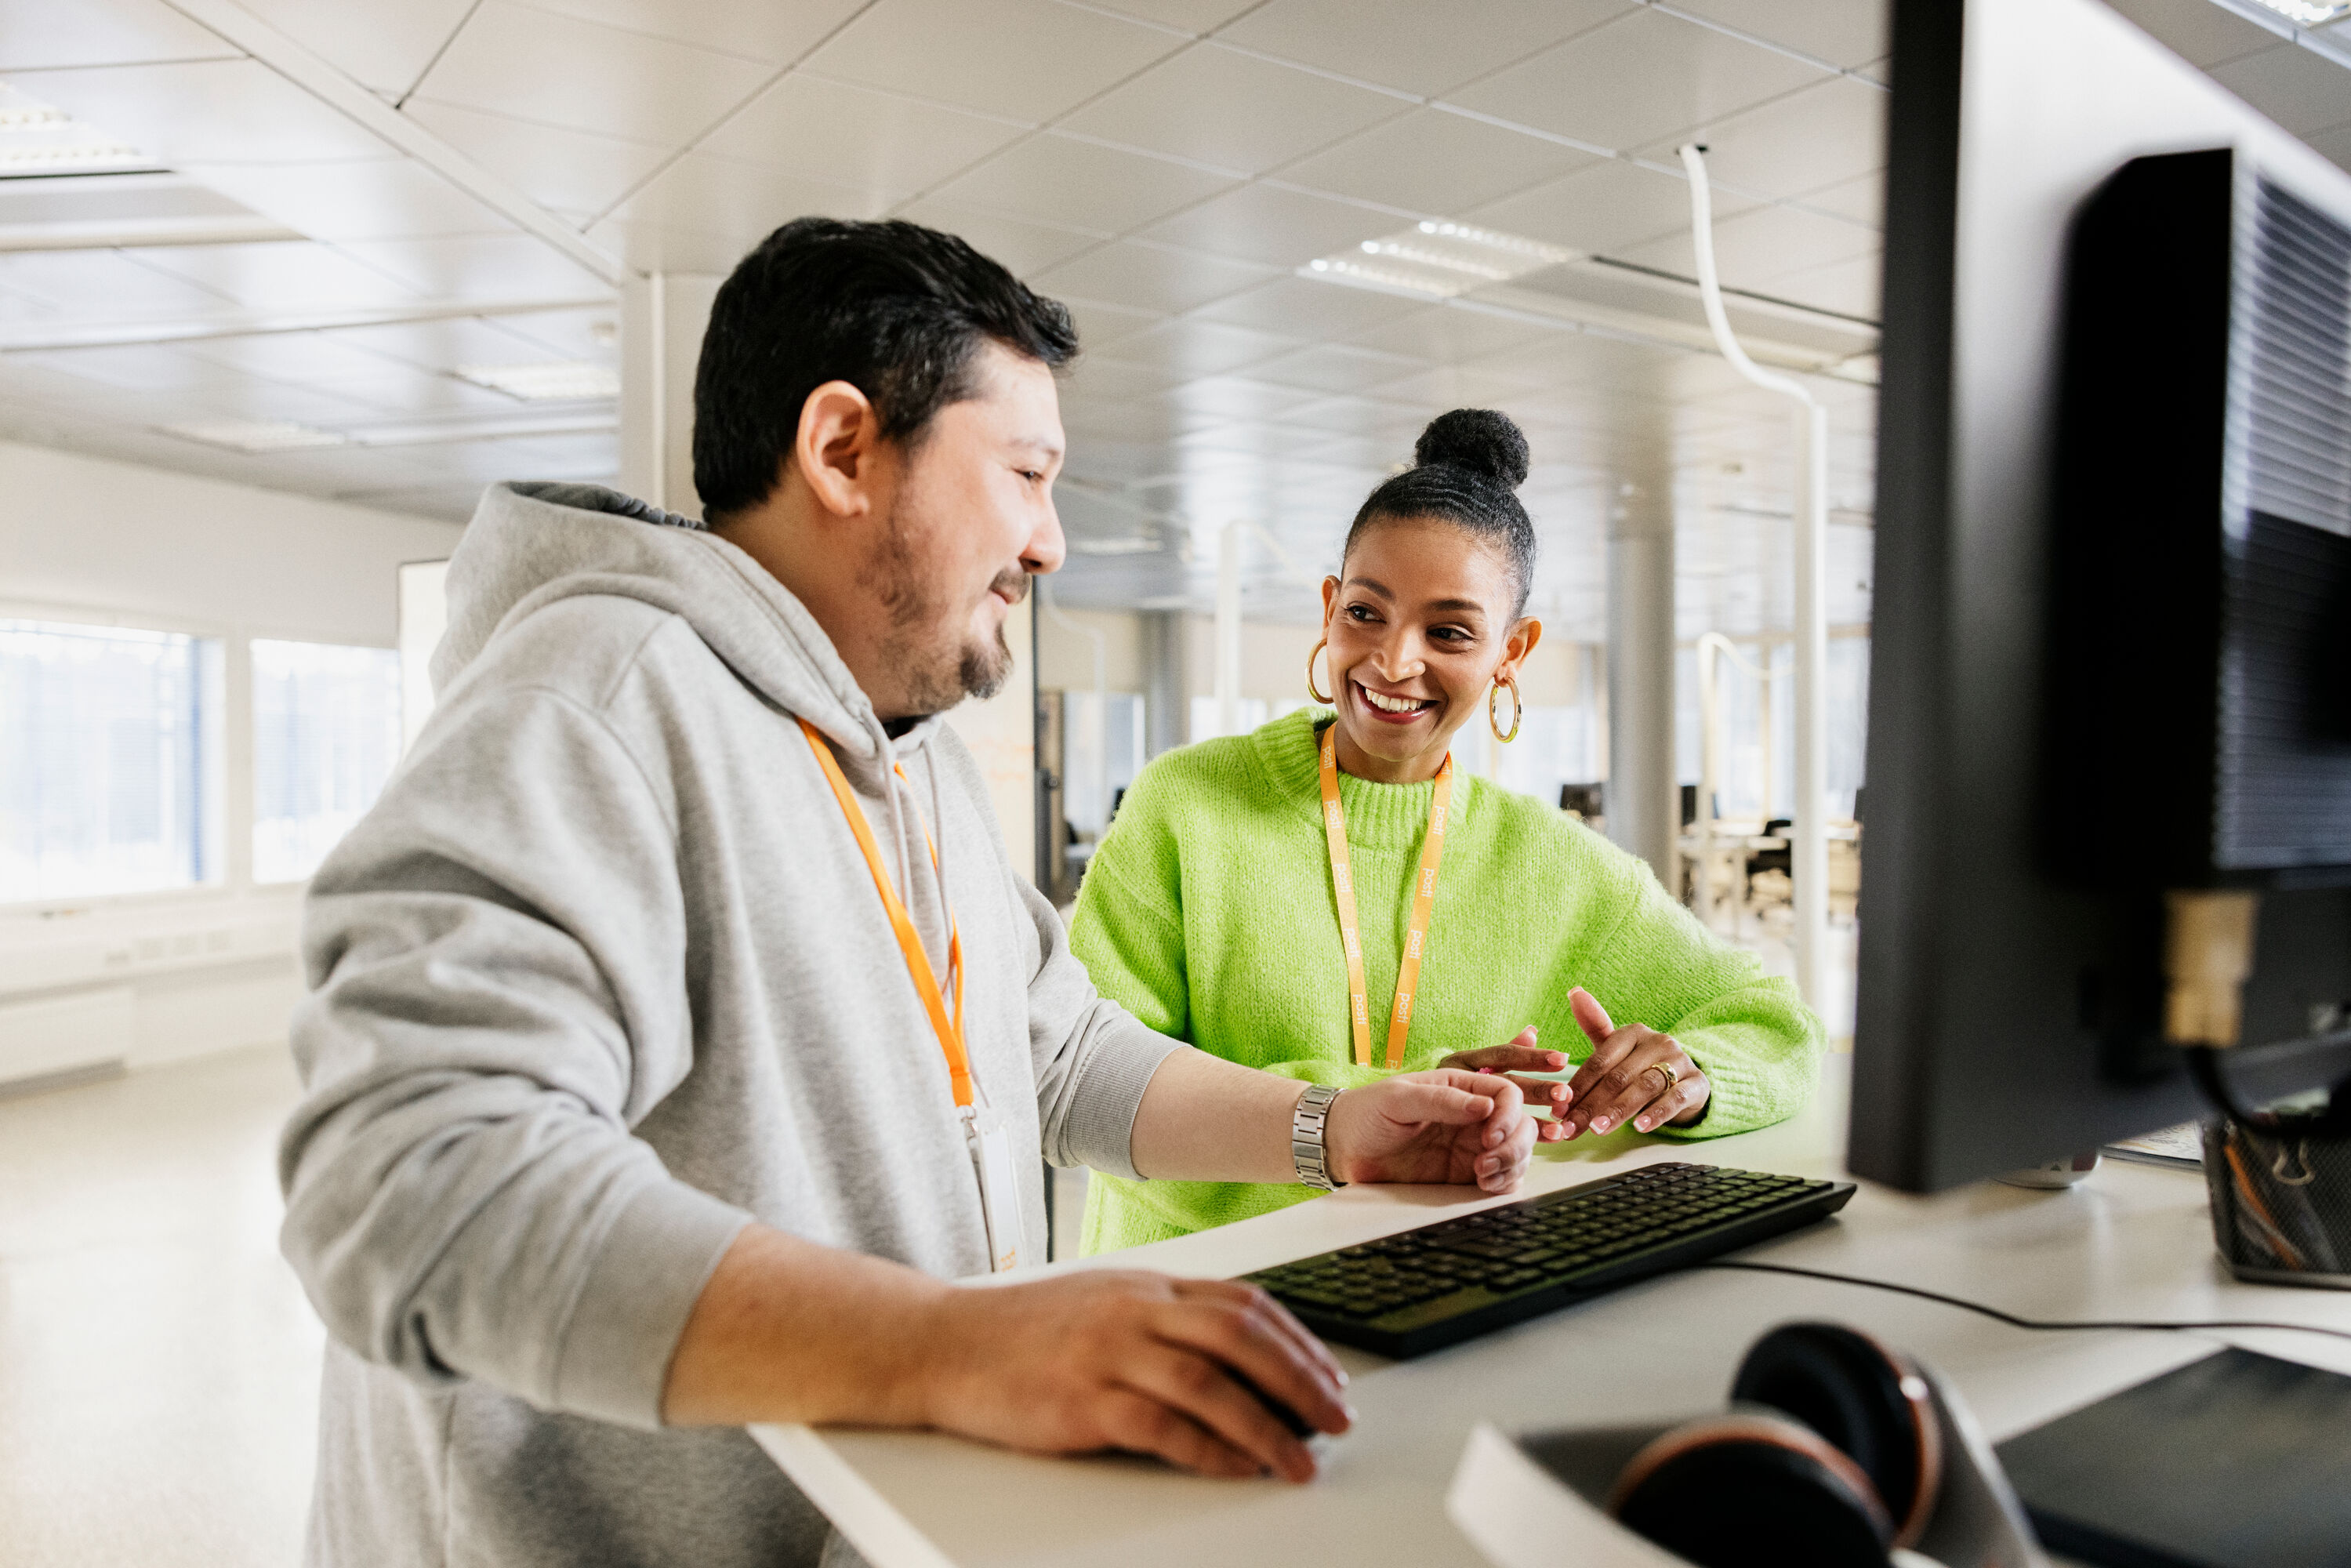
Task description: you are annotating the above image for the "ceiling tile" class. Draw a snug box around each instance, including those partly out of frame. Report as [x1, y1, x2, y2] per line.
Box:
[181, 158, 515, 242]
[1136, 183, 1391, 267]
[1664, 0, 1889, 71]
[173, 330, 419, 383]
[1193, 276, 1429, 338]
[226, 0, 477, 96]
[127, 241, 426, 310]
[610, 150, 888, 237]
[397, 99, 675, 216]
[1345, 301, 1566, 363]
[482, 305, 621, 360]
[1054, 295, 1165, 349]
[700, 75, 1027, 205]
[22, 60, 395, 166]
[411, 2, 773, 147]
[892, 198, 1103, 278]
[1246, 343, 1426, 394]
[804, 0, 1181, 123]
[2207, 45, 2351, 136]
[307, 369, 541, 419]
[1469, 158, 1758, 256]
[1034, 240, 1273, 315]
[1611, 200, 1879, 294]
[0, 249, 235, 317]
[1792, 169, 1881, 228]
[1061, 356, 1188, 401]
[2098, 0, 2282, 70]
[2306, 122, 2351, 179]
[1084, 0, 1258, 27]
[1642, 74, 1885, 205]
[1058, 45, 1403, 176]
[1216, 0, 1626, 98]
[1754, 250, 1880, 321]
[587, 215, 764, 274]
[0, 0, 238, 71]
[932, 134, 1239, 235]
[332, 234, 616, 299]
[1278, 109, 1602, 217]
[520, 0, 867, 65]
[1447, 9, 1826, 155]
[1105, 320, 1302, 378]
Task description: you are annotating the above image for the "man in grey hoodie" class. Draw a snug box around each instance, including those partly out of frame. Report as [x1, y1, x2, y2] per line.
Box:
[278, 217, 1539, 1568]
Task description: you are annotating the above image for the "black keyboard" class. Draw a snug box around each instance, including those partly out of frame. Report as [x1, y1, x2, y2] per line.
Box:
[1243, 1162, 1855, 1358]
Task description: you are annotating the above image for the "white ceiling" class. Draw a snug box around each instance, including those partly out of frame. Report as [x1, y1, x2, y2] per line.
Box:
[0, 0, 2343, 640]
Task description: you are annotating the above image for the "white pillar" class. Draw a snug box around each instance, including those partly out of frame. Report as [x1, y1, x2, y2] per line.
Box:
[1606, 474, 1678, 882]
[619, 270, 720, 517]
[1142, 610, 1188, 757]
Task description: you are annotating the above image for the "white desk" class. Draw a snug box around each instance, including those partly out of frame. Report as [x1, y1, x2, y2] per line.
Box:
[754, 1061, 2351, 1568]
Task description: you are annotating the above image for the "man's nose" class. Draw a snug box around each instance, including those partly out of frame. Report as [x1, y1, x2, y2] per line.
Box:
[1022, 493, 1066, 576]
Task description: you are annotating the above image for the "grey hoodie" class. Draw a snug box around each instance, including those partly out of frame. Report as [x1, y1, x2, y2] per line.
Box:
[278, 481, 1185, 1567]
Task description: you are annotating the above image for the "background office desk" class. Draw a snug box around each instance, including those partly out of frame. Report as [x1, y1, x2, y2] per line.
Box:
[753, 1061, 2351, 1568]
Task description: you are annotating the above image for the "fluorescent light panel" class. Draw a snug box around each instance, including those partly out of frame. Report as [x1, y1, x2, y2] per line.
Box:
[0, 88, 155, 177]
[1302, 221, 1578, 299]
[455, 361, 620, 401]
[2244, 0, 2350, 21]
[162, 420, 347, 452]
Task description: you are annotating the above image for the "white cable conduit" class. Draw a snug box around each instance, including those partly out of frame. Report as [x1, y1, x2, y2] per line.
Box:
[1678, 143, 1830, 1011]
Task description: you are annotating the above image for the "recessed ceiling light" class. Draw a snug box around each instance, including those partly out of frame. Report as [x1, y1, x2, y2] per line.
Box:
[2244, 0, 2350, 20]
[1303, 223, 1577, 299]
[161, 420, 348, 452]
[456, 361, 621, 401]
[0, 87, 155, 176]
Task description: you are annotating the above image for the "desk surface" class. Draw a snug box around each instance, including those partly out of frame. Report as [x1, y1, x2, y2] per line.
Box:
[754, 1061, 2351, 1568]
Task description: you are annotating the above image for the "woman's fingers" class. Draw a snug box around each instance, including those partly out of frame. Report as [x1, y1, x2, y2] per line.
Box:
[1569, 987, 1616, 1048]
[1501, 1073, 1570, 1112]
[1563, 1032, 1702, 1138]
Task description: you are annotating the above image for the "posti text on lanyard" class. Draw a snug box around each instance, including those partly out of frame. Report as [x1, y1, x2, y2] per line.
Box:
[1317, 724, 1453, 1070]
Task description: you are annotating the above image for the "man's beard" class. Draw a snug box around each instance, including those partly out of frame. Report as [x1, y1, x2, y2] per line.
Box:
[862, 520, 1025, 717]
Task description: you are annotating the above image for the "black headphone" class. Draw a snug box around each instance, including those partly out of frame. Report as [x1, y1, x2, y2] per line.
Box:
[1607, 1322, 1943, 1567]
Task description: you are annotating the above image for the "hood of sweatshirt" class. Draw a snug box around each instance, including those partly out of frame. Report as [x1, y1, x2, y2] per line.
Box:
[434, 481, 944, 779]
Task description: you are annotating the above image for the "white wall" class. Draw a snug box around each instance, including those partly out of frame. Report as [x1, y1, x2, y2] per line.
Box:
[0, 441, 463, 1086]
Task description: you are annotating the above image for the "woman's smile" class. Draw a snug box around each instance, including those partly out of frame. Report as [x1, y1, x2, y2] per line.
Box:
[1352, 679, 1437, 724]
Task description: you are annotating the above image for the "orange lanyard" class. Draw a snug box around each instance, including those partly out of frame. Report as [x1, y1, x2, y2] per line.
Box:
[799, 718, 971, 1107]
[1318, 725, 1452, 1070]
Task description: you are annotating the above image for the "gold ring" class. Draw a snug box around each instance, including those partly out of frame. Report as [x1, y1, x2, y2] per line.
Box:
[1645, 1062, 1678, 1099]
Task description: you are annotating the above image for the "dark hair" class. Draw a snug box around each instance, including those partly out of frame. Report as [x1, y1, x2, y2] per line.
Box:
[1343, 408, 1537, 616]
[692, 217, 1079, 519]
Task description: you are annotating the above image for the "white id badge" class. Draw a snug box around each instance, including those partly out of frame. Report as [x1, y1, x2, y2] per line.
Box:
[963, 1105, 1026, 1272]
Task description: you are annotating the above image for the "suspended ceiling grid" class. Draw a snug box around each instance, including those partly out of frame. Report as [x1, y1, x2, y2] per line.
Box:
[0, 0, 2342, 641]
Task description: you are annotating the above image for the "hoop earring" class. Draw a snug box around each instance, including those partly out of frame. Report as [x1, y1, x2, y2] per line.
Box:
[1489, 674, 1522, 744]
[1307, 639, 1333, 705]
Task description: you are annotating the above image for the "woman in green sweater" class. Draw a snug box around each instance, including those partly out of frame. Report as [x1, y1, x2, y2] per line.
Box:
[1070, 408, 1823, 1254]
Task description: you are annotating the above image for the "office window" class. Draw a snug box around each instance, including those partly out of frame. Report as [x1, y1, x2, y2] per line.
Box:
[1, 619, 222, 902]
[251, 639, 402, 885]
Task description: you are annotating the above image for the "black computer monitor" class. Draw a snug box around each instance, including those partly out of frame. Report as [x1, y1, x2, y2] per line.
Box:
[1850, 0, 2351, 1192]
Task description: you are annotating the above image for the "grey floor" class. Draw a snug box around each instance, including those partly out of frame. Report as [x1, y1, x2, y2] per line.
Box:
[0, 1044, 319, 1568]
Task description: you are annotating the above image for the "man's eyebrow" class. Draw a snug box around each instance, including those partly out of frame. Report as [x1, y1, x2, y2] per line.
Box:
[1343, 576, 1395, 600]
[1010, 434, 1064, 459]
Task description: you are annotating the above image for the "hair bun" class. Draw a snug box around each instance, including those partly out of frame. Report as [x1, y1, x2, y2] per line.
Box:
[1414, 408, 1529, 490]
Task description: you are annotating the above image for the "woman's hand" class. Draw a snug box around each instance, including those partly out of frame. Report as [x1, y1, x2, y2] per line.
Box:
[1439, 1025, 1572, 1142]
[1556, 987, 1710, 1138]
[1322, 1070, 1535, 1193]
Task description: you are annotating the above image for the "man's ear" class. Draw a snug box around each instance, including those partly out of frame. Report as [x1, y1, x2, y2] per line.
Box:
[793, 379, 881, 520]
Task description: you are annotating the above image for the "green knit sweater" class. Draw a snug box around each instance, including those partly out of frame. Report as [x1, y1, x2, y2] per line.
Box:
[1069, 708, 1824, 1254]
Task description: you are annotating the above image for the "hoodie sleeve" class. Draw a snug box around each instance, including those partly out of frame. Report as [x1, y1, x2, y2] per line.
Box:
[1021, 873, 1188, 1180]
[277, 679, 751, 1432]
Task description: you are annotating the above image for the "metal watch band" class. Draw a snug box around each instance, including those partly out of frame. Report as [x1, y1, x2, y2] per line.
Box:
[1292, 1083, 1344, 1191]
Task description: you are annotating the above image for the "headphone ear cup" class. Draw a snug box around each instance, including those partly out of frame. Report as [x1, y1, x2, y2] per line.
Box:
[1609, 1410, 1895, 1568]
[1731, 1322, 1943, 1549]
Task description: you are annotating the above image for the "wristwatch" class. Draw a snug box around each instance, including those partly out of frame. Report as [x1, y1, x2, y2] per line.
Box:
[1292, 1083, 1344, 1191]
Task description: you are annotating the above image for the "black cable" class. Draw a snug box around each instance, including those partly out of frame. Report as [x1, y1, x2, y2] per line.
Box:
[1697, 1259, 2351, 1346]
